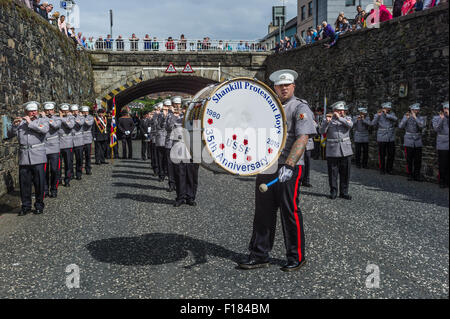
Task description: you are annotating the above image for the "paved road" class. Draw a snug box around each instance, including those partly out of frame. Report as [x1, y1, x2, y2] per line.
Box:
[0, 142, 448, 299]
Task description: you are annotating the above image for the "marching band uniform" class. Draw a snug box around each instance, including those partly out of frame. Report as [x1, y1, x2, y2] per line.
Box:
[352, 108, 371, 169]
[151, 104, 162, 176]
[432, 102, 449, 188]
[71, 105, 86, 180]
[165, 109, 177, 192]
[10, 102, 49, 215]
[140, 113, 151, 161]
[156, 101, 170, 181]
[399, 103, 426, 181]
[241, 70, 316, 272]
[320, 101, 353, 200]
[42, 102, 61, 198]
[105, 111, 118, 159]
[118, 112, 135, 159]
[93, 109, 109, 164]
[58, 104, 75, 187]
[81, 106, 94, 175]
[371, 102, 398, 175]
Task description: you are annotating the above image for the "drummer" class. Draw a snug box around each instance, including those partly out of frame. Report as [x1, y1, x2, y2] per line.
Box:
[238, 69, 317, 272]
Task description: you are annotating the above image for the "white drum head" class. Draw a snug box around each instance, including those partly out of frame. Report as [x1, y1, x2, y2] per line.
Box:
[201, 78, 286, 176]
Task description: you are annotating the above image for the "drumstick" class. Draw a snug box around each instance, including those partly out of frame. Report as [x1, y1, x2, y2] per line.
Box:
[259, 178, 279, 193]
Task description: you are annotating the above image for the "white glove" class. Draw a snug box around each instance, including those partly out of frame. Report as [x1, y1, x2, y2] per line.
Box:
[278, 165, 294, 183]
[144, 134, 148, 138]
[125, 130, 130, 135]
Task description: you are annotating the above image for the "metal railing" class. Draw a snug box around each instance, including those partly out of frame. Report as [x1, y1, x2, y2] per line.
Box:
[84, 39, 269, 53]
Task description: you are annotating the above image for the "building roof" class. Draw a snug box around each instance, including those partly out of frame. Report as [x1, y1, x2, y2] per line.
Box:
[260, 16, 297, 41]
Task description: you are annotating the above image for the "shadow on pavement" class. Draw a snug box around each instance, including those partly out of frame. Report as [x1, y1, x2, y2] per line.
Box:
[299, 190, 330, 199]
[112, 170, 154, 176]
[119, 160, 148, 165]
[114, 165, 152, 170]
[115, 193, 173, 205]
[112, 174, 159, 181]
[112, 182, 166, 191]
[86, 232, 283, 268]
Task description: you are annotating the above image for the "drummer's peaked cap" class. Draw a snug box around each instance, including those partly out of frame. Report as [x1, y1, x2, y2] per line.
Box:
[172, 97, 182, 104]
[331, 101, 348, 111]
[81, 106, 90, 112]
[442, 101, 449, 109]
[269, 69, 298, 86]
[70, 104, 79, 111]
[381, 102, 392, 109]
[60, 103, 70, 111]
[163, 99, 172, 106]
[43, 101, 56, 110]
[23, 101, 40, 111]
[409, 103, 421, 110]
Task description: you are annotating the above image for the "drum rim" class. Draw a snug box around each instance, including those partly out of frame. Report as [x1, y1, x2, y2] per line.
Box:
[200, 77, 287, 176]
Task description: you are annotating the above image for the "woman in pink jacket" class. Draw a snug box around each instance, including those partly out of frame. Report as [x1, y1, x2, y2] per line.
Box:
[402, 0, 417, 15]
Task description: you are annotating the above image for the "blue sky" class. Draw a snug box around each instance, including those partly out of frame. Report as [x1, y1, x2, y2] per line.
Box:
[46, 0, 297, 40]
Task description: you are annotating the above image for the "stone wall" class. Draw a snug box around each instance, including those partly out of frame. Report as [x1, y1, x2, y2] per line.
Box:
[264, 4, 449, 180]
[0, 0, 95, 197]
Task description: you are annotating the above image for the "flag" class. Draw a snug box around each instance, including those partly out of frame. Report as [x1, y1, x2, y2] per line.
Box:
[110, 97, 118, 148]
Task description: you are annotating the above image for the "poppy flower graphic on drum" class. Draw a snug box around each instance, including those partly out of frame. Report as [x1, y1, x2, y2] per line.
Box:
[184, 78, 286, 176]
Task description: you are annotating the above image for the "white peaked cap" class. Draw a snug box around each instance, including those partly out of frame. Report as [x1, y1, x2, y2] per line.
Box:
[358, 107, 368, 113]
[24, 101, 40, 111]
[442, 101, 449, 109]
[269, 69, 298, 86]
[163, 99, 172, 106]
[43, 101, 56, 110]
[381, 102, 392, 109]
[409, 103, 420, 110]
[331, 101, 348, 111]
[60, 103, 70, 111]
[81, 106, 90, 112]
[70, 104, 79, 111]
[172, 97, 182, 104]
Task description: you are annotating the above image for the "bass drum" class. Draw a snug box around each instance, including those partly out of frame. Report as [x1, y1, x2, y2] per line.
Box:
[183, 77, 287, 176]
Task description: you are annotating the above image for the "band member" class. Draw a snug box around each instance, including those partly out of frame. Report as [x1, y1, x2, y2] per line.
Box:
[165, 97, 182, 191]
[399, 103, 426, 181]
[313, 108, 326, 160]
[320, 101, 353, 200]
[81, 106, 94, 175]
[42, 102, 61, 198]
[151, 103, 162, 176]
[93, 108, 109, 164]
[371, 102, 398, 175]
[58, 103, 75, 187]
[10, 102, 49, 216]
[71, 104, 85, 180]
[140, 111, 151, 161]
[239, 69, 316, 272]
[432, 101, 449, 188]
[118, 107, 135, 159]
[352, 107, 372, 169]
[105, 110, 119, 160]
[156, 100, 170, 182]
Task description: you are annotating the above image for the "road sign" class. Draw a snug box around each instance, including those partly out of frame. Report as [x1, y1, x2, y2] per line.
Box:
[165, 63, 177, 73]
[182, 63, 194, 73]
[60, 1, 67, 9]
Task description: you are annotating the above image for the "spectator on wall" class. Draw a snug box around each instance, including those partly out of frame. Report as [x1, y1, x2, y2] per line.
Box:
[96, 37, 105, 50]
[178, 34, 187, 51]
[152, 37, 160, 51]
[402, 0, 417, 15]
[116, 35, 124, 51]
[105, 34, 113, 50]
[166, 36, 175, 51]
[144, 34, 152, 51]
[129, 34, 139, 51]
[58, 15, 68, 36]
[393, 0, 405, 17]
[322, 21, 338, 49]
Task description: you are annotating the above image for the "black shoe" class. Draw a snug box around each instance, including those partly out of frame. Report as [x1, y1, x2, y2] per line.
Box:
[387, 171, 395, 175]
[238, 256, 270, 270]
[50, 192, 57, 198]
[64, 182, 70, 187]
[281, 260, 307, 272]
[414, 176, 424, 182]
[95, 162, 101, 165]
[173, 200, 185, 207]
[34, 209, 44, 215]
[380, 170, 386, 175]
[167, 186, 175, 192]
[329, 192, 337, 200]
[76, 177, 82, 181]
[44, 192, 49, 198]
[362, 166, 369, 169]
[302, 183, 312, 188]
[102, 161, 109, 164]
[356, 164, 361, 169]
[439, 184, 446, 188]
[158, 177, 165, 182]
[86, 171, 92, 175]
[339, 194, 352, 200]
[408, 176, 414, 181]
[18, 209, 31, 217]
[186, 199, 197, 206]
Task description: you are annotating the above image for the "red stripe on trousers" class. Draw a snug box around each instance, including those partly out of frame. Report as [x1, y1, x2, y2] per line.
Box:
[293, 166, 303, 262]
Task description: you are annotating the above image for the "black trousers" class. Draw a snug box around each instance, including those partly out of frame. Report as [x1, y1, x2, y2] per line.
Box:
[95, 140, 106, 163]
[157, 146, 168, 178]
[44, 153, 60, 194]
[166, 148, 176, 188]
[438, 150, 449, 186]
[327, 156, 351, 196]
[174, 162, 199, 201]
[19, 164, 46, 211]
[83, 143, 92, 173]
[141, 140, 151, 160]
[378, 142, 395, 173]
[355, 142, 369, 168]
[150, 142, 159, 174]
[73, 146, 83, 178]
[122, 137, 133, 159]
[313, 139, 321, 160]
[249, 165, 305, 263]
[301, 150, 312, 184]
[404, 147, 422, 179]
[60, 148, 73, 183]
